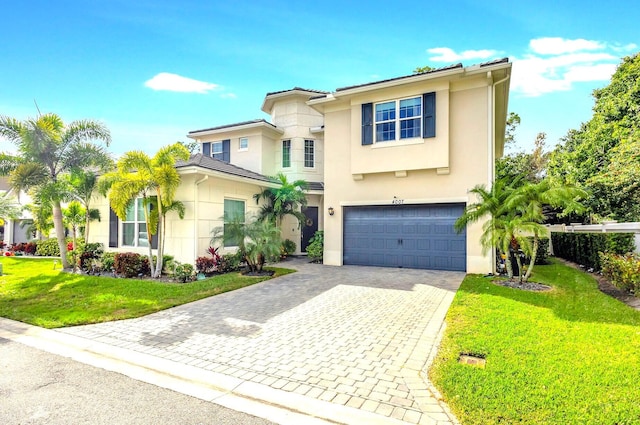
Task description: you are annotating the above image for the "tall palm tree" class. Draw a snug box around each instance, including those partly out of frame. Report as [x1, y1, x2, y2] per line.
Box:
[253, 172, 308, 227]
[63, 201, 85, 251]
[0, 113, 111, 268]
[99, 143, 189, 278]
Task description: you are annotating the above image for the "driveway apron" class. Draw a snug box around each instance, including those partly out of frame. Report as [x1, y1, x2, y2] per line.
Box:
[60, 258, 464, 424]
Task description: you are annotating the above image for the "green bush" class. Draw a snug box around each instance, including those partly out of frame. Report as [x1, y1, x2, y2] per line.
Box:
[218, 251, 242, 273]
[306, 230, 323, 262]
[36, 238, 61, 256]
[114, 252, 150, 278]
[174, 263, 195, 283]
[79, 243, 104, 272]
[600, 252, 640, 294]
[100, 252, 116, 272]
[551, 233, 634, 270]
[282, 239, 296, 256]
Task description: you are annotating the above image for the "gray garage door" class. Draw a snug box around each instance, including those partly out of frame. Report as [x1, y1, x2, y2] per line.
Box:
[343, 204, 466, 271]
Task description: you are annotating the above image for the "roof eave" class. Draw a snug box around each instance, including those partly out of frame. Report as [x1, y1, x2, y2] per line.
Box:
[176, 166, 280, 188]
[187, 121, 284, 139]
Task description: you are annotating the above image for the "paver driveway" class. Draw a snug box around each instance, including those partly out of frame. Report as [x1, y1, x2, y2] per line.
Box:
[60, 258, 464, 424]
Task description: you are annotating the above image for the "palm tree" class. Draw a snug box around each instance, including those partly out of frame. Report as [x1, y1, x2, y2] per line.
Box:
[0, 113, 111, 268]
[455, 179, 519, 278]
[63, 201, 85, 251]
[253, 172, 308, 227]
[66, 169, 110, 243]
[507, 180, 586, 281]
[99, 143, 190, 278]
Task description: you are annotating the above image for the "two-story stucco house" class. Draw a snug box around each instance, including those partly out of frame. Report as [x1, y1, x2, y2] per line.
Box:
[89, 58, 511, 274]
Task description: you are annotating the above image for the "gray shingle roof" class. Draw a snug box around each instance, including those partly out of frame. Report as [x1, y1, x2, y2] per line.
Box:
[188, 119, 277, 135]
[175, 154, 272, 183]
[265, 87, 329, 97]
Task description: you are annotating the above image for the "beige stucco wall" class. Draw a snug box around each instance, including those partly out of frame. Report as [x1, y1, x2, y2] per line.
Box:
[270, 96, 324, 184]
[321, 78, 494, 273]
[89, 173, 270, 265]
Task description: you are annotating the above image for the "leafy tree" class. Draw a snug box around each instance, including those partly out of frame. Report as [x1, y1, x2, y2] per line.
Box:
[548, 53, 640, 221]
[413, 65, 435, 74]
[178, 140, 200, 154]
[253, 173, 308, 228]
[0, 113, 111, 268]
[0, 193, 22, 224]
[22, 197, 53, 239]
[99, 143, 189, 278]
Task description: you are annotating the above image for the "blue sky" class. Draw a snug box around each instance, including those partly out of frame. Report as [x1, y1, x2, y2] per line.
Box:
[1, 0, 638, 155]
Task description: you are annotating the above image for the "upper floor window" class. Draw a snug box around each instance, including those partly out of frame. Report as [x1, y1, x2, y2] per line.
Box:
[362, 92, 435, 146]
[239, 137, 248, 150]
[304, 139, 314, 168]
[202, 140, 230, 162]
[282, 140, 291, 168]
[375, 97, 421, 142]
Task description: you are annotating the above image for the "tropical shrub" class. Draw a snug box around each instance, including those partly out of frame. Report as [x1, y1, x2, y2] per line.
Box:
[24, 242, 37, 255]
[174, 263, 195, 283]
[114, 252, 150, 278]
[36, 238, 61, 256]
[600, 252, 640, 294]
[218, 252, 242, 273]
[195, 256, 217, 274]
[100, 252, 116, 272]
[282, 239, 296, 256]
[306, 231, 324, 262]
[78, 243, 104, 272]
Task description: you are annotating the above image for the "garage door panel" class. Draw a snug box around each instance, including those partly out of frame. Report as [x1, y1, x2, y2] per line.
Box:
[343, 204, 466, 271]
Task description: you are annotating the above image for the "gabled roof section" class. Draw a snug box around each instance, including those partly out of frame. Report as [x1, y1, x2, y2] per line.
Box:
[175, 153, 272, 183]
[308, 58, 511, 105]
[187, 119, 283, 138]
[261, 87, 329, 114]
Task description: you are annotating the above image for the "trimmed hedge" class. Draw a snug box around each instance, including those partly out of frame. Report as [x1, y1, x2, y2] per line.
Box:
[551, 233, 634, 271]
[114, 252, 150, 278]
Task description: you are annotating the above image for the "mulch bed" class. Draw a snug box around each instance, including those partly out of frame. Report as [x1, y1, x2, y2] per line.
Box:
[493, 279, 552, 292]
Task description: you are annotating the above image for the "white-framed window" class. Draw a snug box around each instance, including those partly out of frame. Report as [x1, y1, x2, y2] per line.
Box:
[239, 137, 248, 151]
[375, 96, 421, 142]
[304, 139, 314, 168]
[223, 199, 245, 247]
[282, 140, 291, 168]
[122, 198, 151, 247]
[212, 141, 224, 157]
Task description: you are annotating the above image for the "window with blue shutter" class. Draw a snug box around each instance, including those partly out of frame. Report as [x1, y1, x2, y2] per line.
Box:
[422, 92, 436, 138]
[202, 142, 211, 157]
[361, 103, 373, 145]
[212, 140, 230, 162]
[109, 207, 118, 248]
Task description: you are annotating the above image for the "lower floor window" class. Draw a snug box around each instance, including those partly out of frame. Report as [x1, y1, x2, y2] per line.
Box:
[122, 198, 150, 247]
[224, 199, 245, 246]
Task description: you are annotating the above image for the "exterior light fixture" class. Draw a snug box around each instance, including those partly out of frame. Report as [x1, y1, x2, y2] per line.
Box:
[328, 207, 335, 216]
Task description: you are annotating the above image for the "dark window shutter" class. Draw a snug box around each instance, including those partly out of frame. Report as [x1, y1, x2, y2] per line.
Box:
[151, 233, 158, 249]
[202, 142, 211, 157]
[361, 103, 373, 145]
[222, 139, 230, 162]
[149, 199, 158, 249]
[423, 92, 436, 138]
[108, 207, 118, 248]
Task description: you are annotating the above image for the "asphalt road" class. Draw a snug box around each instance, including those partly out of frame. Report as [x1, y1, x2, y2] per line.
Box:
[0, 337, 274, 425]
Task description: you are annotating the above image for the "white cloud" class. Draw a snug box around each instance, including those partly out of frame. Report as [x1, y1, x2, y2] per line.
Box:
[530, 37, 604, 55]
[510, 37, 626, 97]
[144, 72, 218, 94]
[220, 93, 237, 99]
[427, 47, 500, 62]
[611, 42, 638, 52]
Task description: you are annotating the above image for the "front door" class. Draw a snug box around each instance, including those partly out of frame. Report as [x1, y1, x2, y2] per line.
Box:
[301, 206, 319, 252]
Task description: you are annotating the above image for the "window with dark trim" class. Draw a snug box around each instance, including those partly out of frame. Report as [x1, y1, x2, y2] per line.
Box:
[282, 140, 291, 168]
[304, 139, 314, 168]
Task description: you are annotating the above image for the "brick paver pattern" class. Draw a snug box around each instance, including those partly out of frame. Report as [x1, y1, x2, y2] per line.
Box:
[61, 259, 463, 424]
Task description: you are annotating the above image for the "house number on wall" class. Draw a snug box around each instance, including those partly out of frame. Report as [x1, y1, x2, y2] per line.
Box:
[391, 198, 404, 205]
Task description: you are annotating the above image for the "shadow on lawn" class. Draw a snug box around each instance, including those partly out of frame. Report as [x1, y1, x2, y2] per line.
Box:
[460, 262, 640, 327]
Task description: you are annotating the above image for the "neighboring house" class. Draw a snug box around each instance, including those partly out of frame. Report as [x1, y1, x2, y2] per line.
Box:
[89, 58, 511, 273]
[0, 176, 33, 246]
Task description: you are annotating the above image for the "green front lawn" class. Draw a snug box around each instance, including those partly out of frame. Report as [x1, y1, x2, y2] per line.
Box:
[430, 259, 640, 425]
[0, 257, 294, 328]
